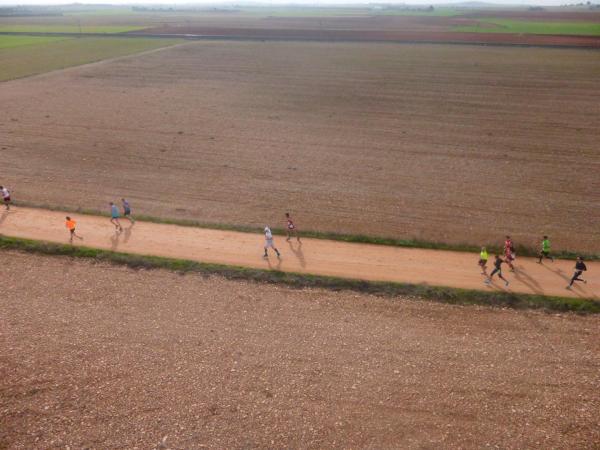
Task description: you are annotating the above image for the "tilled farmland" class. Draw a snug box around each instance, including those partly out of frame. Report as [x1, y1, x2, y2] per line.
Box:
[132, 25, 600, 48]
[1, 251, 599, 448]
[1, 41, 599, 252]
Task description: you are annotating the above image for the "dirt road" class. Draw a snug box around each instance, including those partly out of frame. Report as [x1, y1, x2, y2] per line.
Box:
[0, 207, 598, 299]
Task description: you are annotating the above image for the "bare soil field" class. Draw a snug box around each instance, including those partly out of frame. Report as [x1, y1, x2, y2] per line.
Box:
[133, 25, 600, 47]
[129, 13, 600, 47]
[463, 9, 600, 22]
[1, 250, 599, 448]
[132, 15, 473, 33]
[1, 41, 600, 252]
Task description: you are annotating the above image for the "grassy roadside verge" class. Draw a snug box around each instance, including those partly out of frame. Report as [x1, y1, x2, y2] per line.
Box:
[13, 200, 600, 262]
[0, 234, 597, 314]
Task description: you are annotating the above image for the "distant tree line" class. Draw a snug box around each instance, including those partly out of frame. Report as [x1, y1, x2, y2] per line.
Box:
[0, 6, 62, 16]
[560, 1, 600, 7]
[131, 6, 240, 13]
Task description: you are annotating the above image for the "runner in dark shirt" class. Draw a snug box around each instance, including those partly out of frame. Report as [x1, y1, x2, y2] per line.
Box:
[121, 198, 135, 224]
[485, 255, 510, 287]
[567, 257, 587, 289]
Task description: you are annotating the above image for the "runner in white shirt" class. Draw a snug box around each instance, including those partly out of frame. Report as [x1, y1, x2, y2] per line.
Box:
[0, 186, 11, 210]
[263, 226, 281, 258]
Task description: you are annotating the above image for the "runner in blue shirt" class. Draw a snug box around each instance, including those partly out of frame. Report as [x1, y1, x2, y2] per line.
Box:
[109, 202, 122, 232]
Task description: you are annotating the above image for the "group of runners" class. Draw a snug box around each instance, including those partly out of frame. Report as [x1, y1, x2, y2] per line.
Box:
[478, 235, 588, 289]
[0, 185, 591, 291]
[262, 213, 300, 259]
[65, 199, 134, 243]
[59, 204, 600, 291]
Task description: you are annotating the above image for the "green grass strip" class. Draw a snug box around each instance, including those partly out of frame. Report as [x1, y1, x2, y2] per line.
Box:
[0, 25, 147, 33]
[455, 19, 600, 36]
[0, 235, 597, 314]
[0, 35, 69, 50]
[13, 200, 600, 262]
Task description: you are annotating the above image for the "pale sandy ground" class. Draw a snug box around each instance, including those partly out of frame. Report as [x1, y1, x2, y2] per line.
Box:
[0, 207, 598, 300]
[1, 251, 599, 448]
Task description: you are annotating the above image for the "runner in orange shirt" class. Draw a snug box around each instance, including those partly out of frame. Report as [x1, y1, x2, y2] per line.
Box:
[65, 216, 83, 244]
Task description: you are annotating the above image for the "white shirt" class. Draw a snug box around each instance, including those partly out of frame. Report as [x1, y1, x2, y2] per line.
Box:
[264, 228, 273, 240]
[1, 188, 9, 198]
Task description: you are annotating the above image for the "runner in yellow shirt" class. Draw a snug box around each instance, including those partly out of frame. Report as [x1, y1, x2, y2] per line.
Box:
[478, 246, 488, 275]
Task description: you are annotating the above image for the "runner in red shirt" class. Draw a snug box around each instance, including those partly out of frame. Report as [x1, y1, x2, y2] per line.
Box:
[285, 212, 300, 242]
[504, 235, 516, 272]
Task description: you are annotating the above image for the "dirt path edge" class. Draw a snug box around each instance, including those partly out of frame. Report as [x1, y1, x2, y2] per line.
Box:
[12, 201, 600, 261]
[1, 235, 597, 313]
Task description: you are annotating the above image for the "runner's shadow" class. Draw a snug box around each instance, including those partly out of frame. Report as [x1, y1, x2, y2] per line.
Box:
[569, 281, 599, 300]
[266, 255, 282, 271]
[287, 240, 306, 268]
[539, 263, 571, 282]
[568, 283, 590, 299]
[485, 279, 509, 292]
[110, 230, 121, 251]
[0, 210, 9, 225]
[123, 224, 134, 244]
[512, 267, 544, 295]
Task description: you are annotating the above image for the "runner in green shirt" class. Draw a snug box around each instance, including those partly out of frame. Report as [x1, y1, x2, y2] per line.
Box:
[478, 247, 489, 275]
[538, 236, 554, 263]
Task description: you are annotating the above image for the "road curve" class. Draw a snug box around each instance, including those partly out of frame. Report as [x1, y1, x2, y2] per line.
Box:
[0, 207, 598, 300]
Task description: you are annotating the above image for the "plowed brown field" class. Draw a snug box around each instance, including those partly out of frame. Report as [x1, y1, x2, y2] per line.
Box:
[129, 13, 600, 47]
[1, 41, 599, 252]
[1, 251, 599, 448]
[133, 26, 600, 48]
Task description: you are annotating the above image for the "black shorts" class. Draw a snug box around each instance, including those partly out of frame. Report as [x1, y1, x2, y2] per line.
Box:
[541, 251, 549, 256]
[478, 259, 487, 266]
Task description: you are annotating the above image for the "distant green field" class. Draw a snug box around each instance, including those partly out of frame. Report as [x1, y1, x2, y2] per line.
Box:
[235, 6, 461, 17]
[455, 19, 600, 36]
[0, 35, 68, 49]
[63, 7, 137, 16]
[0, 25, 147, 33]
[0, 36, 181, 82]
[376, 8, 461, 17]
